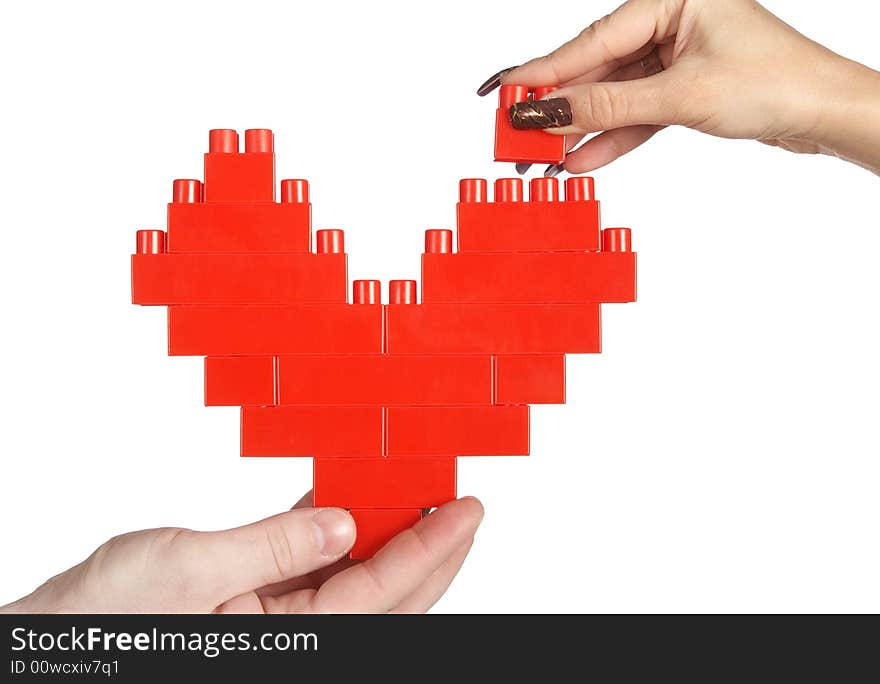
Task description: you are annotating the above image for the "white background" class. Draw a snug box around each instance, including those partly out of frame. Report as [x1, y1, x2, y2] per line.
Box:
[0, 0, 877, 613]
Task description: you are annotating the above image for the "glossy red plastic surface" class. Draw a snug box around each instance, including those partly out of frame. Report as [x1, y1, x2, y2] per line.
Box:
[386, 303, 601, 354]
[422, 251, 637, 303]
[349, 509, 423, 560]
[241, 406, 383, 457]
[386, 406, 529, 456]
[167, 304, 383, 356]
[495, 354, 566, 405]
[204, 356, 276, 407]
[277, 355, 492, 406]
[204, 129, 274, 202]
[131, 252, 346, 304]
[313, 457, 456, 508]
[457, 177, 600, 252]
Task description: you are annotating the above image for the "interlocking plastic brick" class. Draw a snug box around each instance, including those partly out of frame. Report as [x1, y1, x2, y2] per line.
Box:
[204, 356, 276, 407]
[203, 129, 274, 202]
[350, 509, 422, 560]
[131, 252, 346, 305]
[313, 457, 456, 508]
[278, 355, 492, 406]
[494, 85, 566, 164]
[385, 302, 601, 354]
[456, 177, 600, 252]
[422, 251, 636, 304]
[167, 202, 311, 253]
[241, 406, 383, 457]
[495, 354, 566, 404]
[387, 406, 529, 456]
[168, 304, 383, 356]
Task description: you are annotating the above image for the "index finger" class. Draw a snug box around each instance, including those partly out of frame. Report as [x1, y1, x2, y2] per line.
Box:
[504, 0, 681, 86]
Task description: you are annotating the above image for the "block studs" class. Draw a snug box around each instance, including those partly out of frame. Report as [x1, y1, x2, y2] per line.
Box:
[172, 179, 202, 204]
[602, 227, 632, 253]
[353, 279, 381, 305]
[459, 178, 487, 203]
[565, 177, 595, 202]
[425, 229, 453, 254]
[499, 84, 529, 109]
[136, 229, 166, 255]
[208, 129, 239, 153]
[315, 229, 344, 254]
[529, 177, 559, 202]
[389, 280, 417, 305]
[494, 178, 523, 202]
[280, 179, 309, 203]
[244, 128, 273, 153]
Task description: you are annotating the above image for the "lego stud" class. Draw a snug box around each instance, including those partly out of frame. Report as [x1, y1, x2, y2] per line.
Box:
[244, 129, 274, 153]
[494, 178, 523, 202]
[602, 227, 632, 253]
[565, 177, 595, 202]
[459, 179, 487, 203]
[529, 177, 559, 202]
[316, 229, 344, 254]
[136, 229, 166, 255]
[533, 85, 557, 100]
[172, 179, 202, 204]
[280, 179, 309, 203]
[389, 280, 417, 305]
[353, 280, 381, 305]
[209, 129, 239, 153]
[425, 229, 453, 254]
[499, 84, 529, 109]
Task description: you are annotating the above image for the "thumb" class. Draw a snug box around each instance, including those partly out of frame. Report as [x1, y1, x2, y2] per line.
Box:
[187, 507, 356, 601]
[509, 73, 679, 135]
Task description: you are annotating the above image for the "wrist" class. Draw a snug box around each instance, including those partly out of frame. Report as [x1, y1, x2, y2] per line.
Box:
[811, 54, 880, 172]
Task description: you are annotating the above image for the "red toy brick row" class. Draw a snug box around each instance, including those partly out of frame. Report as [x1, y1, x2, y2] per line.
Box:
[131, 252, 347, 305]
[313, 457, 456, 508]
[456, 177, 600, 252]
[167, 304, 383, 356]
[494, 354, 566, 404]
[204, 356, 276, 407]
[277, 354, 493, 406]
[421, 251, 637, 303]
[385, 302, 601, 354]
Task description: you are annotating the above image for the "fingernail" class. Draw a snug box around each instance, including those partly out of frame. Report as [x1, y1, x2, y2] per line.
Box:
[515, 162, 533, 175]
[509, 98, 573, 130]
[312, 509, 356, 556]
[544, 163, 565, 178]
[476, 65, 519, 96]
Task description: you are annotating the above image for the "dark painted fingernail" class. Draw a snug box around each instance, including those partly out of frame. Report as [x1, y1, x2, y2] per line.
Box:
[509, 98, 573, 130]
[476, 66, 519, 96]
[544, 163, 565, 178]
[515, 162, 532, 175]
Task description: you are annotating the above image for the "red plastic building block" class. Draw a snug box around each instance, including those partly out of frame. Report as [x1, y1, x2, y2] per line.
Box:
[203, 129, 275, 202]
[313, 457, 456, 508]
[494, 85, 566, 164]
[457, 177, 600, 252]
[204, 356, 276, 407]
[277, 355, 493, 406]
[167, 199, 311, 253]
[131, 252, 346, 305]
[385, 302, 601, 354]
[349, 509, 423, 560]
[130, 129, 639, 559]
[386, 406, 529, 456]
[494, 354, 566, 405]
[241, 406, 383, 457]
[167, 304, 383, 356]
[422, 250, 636, 303]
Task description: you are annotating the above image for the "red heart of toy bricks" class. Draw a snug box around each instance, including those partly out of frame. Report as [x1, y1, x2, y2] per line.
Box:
[131, 128, 637, 559]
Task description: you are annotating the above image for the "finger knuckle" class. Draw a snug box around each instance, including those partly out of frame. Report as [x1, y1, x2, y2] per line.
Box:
[583, 85, 629, 130]
[264, 523, 298, 581]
